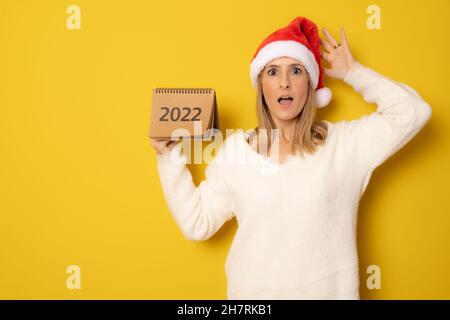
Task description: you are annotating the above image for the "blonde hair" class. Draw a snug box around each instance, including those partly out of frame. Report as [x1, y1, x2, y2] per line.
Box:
[249, 69, 329, 159]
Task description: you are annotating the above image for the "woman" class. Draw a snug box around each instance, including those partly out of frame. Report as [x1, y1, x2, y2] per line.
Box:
[150, 17, 432, 299]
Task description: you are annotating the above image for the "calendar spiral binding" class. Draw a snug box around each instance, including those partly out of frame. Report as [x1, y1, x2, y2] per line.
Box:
[153, 88, 214, 94]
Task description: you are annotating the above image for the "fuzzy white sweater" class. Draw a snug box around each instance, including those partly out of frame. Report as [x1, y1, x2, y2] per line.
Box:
[155, 61, 432, 300]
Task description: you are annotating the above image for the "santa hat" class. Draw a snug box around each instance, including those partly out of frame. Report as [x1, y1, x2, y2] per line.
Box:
[250, 16, 332, 108]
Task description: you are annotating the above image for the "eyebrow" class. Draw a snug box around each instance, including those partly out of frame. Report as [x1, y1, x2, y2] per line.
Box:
[265, 63, 304, 69]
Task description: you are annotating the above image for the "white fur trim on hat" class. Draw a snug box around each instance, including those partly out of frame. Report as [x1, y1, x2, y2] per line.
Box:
[250, 40, 319, 89]
[315, 87, 332, 108]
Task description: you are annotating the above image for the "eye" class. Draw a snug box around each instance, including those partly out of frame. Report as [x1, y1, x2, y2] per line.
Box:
[292, 67, 302, 75]
[268, 69, 277, 76]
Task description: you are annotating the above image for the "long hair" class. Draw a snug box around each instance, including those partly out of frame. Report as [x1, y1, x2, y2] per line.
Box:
[251, 70, 329, 159]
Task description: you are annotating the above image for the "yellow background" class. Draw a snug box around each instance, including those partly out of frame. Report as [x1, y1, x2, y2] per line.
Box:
[0, 0, 449, 299]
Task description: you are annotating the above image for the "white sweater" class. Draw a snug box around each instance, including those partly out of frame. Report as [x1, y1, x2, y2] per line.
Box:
[155, 61, 432, 300]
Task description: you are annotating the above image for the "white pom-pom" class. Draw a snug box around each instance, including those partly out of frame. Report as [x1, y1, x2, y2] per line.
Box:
[315, 87, 332, 108]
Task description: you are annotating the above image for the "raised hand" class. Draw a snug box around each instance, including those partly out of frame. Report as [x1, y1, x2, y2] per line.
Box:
[319, 27, 356, 80]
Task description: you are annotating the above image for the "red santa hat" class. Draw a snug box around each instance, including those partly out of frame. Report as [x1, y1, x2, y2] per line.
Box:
[250, 16, 332, 108]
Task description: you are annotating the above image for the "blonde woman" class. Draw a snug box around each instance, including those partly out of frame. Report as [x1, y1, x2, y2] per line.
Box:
[150, 16, 432, 299]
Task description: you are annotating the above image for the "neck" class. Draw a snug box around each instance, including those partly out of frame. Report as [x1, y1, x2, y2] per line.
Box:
[272, 118, 296, 143]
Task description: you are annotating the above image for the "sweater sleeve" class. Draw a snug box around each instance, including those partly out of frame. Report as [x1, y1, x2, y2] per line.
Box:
[155, 139, 235, 241]
[336, 61, 432, 190]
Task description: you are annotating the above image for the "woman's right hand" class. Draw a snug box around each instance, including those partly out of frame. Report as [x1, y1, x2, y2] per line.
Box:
[150, 138, 180, 155]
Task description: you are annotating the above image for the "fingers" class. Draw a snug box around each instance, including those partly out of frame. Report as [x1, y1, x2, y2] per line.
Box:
[340, 27, 348, 49]
[320, 27, 354, 62]
[319, 37, 334, 53]
[320, 50, 330, 62]
[167, 140, 179, 150]
[150, 138, 178, 155]
[322, 28, 339, 47]
[319, 27, 344, 61]
[150, 139, 164, 155]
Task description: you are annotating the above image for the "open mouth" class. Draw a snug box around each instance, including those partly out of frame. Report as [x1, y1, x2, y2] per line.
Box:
[277, 96, 294, 106]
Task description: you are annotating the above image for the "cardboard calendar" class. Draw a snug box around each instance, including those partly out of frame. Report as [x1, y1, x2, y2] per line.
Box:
[149, 88, 220, 140]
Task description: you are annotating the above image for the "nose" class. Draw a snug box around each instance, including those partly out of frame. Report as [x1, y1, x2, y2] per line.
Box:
[279, 73, 290, 89]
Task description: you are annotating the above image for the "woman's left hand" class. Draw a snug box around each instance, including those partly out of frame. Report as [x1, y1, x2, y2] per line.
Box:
[319, 27, 356, 80]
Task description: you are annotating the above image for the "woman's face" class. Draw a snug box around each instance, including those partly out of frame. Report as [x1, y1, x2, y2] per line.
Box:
[261, 56, 310, 122]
